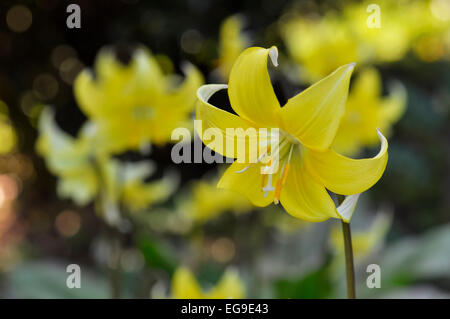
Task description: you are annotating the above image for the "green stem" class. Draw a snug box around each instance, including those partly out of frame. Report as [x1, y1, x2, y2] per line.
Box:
[341, 220, 356, 299]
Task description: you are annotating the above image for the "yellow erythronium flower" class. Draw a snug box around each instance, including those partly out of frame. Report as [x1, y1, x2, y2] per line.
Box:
[281, 0, 450, 82]
[36, 108, 99, 205]
[196, 46, 388, 222]
[74, 47, 203, 153]
[215, 14, 250, 81]
[36, 108, 176, 219]
[172, 267, 245, 299]
[332, 67, 406, 156]
[178, 171, 253, 223]
[281, 16, 359, 83]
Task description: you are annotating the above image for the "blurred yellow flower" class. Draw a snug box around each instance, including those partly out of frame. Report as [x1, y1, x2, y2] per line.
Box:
[281, 15, 358, 83]
[330, 213, 392, 261]
[281, 0, 450, 82]
[118, 161, 178, 213]
[74, 47, 203, 153]
[215, 15, 250, 81]
[0, 102, 17, 154]
[172, 267, 245, 299]
[178, 171, 253, 223]
[36, 108, 99, 205]
[36, 108, 177, 222]
[332, 67, 406, 156]
[196, 46, 388, 222]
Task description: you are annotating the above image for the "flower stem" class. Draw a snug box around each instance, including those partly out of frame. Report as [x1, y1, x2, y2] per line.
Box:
[341, 220, 356, 299]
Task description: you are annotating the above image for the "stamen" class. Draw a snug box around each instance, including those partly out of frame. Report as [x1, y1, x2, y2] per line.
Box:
[262, 173, 275, 197]
[274, 163, 290, 204]
[273, 145, 294, 204]
[235, 144, 273, 174]
[261, 174, 267, 187]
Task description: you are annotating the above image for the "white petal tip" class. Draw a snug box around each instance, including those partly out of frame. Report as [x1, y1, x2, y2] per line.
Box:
[347, 62, 356, 71]
[337, 193, 361, 223]
[269, 46, 279, 67]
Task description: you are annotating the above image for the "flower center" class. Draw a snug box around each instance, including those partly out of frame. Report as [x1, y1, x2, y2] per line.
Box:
[132, 106, 155, 120]
[236, 129, 301, 205]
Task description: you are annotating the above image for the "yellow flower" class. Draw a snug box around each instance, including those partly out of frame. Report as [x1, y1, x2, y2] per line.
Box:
[0, 101, 17, 154]
[118, 162, 178, 213]
[178, 171, 253, 223]
[172, 267, 245, 299]
[281, 0, 450, 82]
[74, 47, 203, 153]
[216, 15, 250, 81]
[36, 108, 176, 217]
[332, 67, 406, 156]
[196, 46, 388, 222]
[330, 213, 391, 261]
[36, 108, 99, 205]
[281, 15, 359, 83]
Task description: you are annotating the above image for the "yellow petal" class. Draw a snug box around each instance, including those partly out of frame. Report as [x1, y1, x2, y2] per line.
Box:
[196, 84, 263, 161]
[73, 70, 104, 118]
[280, 63, 355, 151]
[280, 147, 338, 222]
[217, 160, 280, 207]
[129, 48, 166, 97]
[166, 62, 204, 112]
[380, 81, 407, 124]
[228, 46, 281, 127]
[304, 129, 388, 195]
[207, 269, 245, 299]
[171, 267, 204, 299]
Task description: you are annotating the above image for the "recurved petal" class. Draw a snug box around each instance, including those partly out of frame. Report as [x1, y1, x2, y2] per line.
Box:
[228, 46, 281, 127]
[380, 81, 407, 123]
[280, 147, 338, 222]
[280, 63, 355, 151]
[217, 160, 280, 207]
[196, 84, 262, 161]
[131, 48, 166, 94]
[73, 70, 104, 118]
[304, 129, 388, 195]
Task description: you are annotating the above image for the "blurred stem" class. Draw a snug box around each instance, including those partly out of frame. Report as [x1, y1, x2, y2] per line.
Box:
[338, 194, 356, 299]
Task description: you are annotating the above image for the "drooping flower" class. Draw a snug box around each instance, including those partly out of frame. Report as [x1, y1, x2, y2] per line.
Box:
[36, 108, 99, 205]
[332, 67, 406, 156]
[171, 267, 245, 299]
[196, 46, 388, 222]
[74, 47, 203, 153]
[36, 108, 177, 223]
